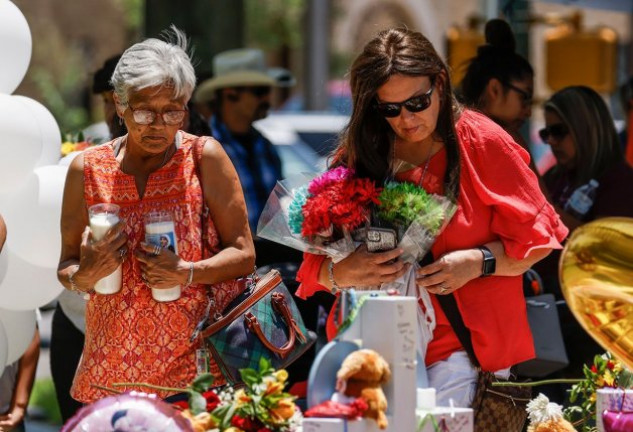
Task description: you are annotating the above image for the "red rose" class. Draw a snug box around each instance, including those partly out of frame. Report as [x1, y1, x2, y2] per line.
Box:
[231, 415, 262, 431]
[202, 390, 220, 411]
[591, 365, 598, 373]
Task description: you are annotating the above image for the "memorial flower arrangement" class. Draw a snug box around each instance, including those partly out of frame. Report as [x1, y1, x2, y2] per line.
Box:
[511, 352, 633, 432]
[257, 167, 455, 265]
[175, 358, 301, 432]
[563, 353, 633, 431]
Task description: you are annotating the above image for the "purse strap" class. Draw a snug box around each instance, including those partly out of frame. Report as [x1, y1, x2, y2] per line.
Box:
[192, 137, 211, 244]
[435, 293, 481, 369]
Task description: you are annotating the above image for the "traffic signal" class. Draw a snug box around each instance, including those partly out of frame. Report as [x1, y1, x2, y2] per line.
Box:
[545, 12, 617, 93]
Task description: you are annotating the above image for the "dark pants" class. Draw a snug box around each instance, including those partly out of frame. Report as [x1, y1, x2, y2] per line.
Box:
[50, 303, 85, 423]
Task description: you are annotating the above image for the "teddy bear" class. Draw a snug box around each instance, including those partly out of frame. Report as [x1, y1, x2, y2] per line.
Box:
[526, 393, 577, 432]
[335, 348, 391, 430]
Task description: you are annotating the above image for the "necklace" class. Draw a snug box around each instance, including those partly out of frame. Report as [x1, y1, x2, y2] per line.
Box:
[417, 142, 434, 187]
[392, 139, 435, 187]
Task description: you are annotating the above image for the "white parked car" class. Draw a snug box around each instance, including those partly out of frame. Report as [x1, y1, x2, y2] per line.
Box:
[254, 113, 349, 175]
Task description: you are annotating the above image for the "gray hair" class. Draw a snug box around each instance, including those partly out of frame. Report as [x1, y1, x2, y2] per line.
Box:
[111, 26, 196, 106]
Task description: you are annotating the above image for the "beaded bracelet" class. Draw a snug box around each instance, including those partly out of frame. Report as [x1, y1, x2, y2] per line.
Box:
[68, 265, 82, 293]
[327, 260, 341, 294]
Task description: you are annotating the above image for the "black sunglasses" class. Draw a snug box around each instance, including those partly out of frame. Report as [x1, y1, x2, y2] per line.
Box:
[375, 85, 434, 118]
[244, 86, 272, 97]
[504, 82, 533, 107]
[539, 123, 569, 143]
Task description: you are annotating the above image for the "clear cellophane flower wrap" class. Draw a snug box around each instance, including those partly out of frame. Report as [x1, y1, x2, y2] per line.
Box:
[372, 166, 458, 363]
[256, 168, 379, 263]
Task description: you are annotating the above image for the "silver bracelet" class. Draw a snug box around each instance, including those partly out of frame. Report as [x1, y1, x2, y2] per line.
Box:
[328, 260, 341, 294]
[186, 261, 194, 286]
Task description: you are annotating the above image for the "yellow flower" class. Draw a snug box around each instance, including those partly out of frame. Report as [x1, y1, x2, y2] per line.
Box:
[273, 369, 288, 383]
[61, 142, 76, 156]
[589, 392, 597, 404]
[604, 369, 615, 387]
[234, 389, 251, 406]
[612, 360, 623, 374]
[264, 379, 284, 396]
[225, 428, 244, 432]
[269, 398, 296, 423]
[180, 410, 217, 432]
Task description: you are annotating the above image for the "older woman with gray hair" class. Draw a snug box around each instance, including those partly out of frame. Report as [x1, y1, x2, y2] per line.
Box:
[57, 27, 255, 403]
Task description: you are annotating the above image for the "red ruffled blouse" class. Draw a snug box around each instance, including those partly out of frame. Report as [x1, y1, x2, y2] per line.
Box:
[296, 110, 568, 372]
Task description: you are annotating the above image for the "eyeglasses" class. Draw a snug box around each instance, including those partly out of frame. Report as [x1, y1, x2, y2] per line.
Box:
[504, 82, 533, 107]
[127, 105, 187, 125]
[374, 85, 434, 118]
[539, 123, 569, 143]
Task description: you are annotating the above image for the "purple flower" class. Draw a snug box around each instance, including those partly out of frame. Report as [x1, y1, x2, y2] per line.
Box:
[308, 166, 355, 195]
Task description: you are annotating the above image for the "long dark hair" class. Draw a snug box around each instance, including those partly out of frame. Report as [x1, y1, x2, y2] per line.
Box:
[460, 19, 533, 108]
[332, 28, 461, 200]
[544, 86, 623, 187]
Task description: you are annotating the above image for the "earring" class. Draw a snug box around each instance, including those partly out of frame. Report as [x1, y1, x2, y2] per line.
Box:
[118, 117, 123, 125]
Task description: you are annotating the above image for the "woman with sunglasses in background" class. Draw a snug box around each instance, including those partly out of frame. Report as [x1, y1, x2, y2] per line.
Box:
[540, 86, 633, 229]
[459, 19, 534, 157]
[533, 86, 633, 392]
[295, 28, 567, 409]
[57, 28, 255, 404]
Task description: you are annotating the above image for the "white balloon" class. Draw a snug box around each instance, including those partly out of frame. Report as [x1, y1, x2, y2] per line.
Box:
[0, 243, 8, 285]
[0, 95, 43, 193]
[4, 165, 68, 268]
[0, 319, 7, 377]
[0, 308, 36, 363]
[0, 248, 64, 311]
[14, 96, 62, 167]
[0, 0, 32, 94]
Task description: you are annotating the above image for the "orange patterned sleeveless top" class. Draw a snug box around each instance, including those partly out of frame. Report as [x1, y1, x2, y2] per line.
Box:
[72, 132, 233, 402]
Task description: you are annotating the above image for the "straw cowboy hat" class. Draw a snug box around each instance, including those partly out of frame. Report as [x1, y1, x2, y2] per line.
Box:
[194, 48, 295, 103]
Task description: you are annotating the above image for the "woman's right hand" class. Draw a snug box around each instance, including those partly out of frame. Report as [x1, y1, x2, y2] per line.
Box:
[331, 244, 409, 289]
[75, 220, 128, 287]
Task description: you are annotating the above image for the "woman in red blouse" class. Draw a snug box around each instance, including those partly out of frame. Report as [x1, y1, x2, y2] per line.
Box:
[296, 28, 568, 407]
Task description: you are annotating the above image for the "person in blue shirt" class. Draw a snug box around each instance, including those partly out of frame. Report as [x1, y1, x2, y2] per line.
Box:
[194, 49, 293, 233]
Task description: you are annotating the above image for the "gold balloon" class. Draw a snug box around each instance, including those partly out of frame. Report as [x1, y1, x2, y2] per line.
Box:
[560, 217, 633, 370]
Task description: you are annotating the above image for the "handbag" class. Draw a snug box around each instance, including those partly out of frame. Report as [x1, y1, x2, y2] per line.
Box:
[197, 269, 317, 385]
[436, 292, 532, 432]
[516, 293, 569, 377]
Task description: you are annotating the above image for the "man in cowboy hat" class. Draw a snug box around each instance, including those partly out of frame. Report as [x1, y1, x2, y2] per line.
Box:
[194, 48, 294, 232]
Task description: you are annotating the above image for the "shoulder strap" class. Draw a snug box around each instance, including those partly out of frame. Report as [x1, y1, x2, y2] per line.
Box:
[435, 293, 481, 368]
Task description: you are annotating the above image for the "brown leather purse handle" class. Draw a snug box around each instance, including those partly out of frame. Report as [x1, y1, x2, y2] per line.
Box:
[244, 292, 307, 358]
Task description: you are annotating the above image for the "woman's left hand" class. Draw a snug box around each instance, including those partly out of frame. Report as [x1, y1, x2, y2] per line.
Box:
[135, 242, 189, 289]
[416, 249, 482, 295]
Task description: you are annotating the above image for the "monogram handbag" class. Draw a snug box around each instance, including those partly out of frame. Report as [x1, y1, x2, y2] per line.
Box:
[196, 269, 317, 385]
[436, 293, 531, 432]
[471, 370, 532, 432]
